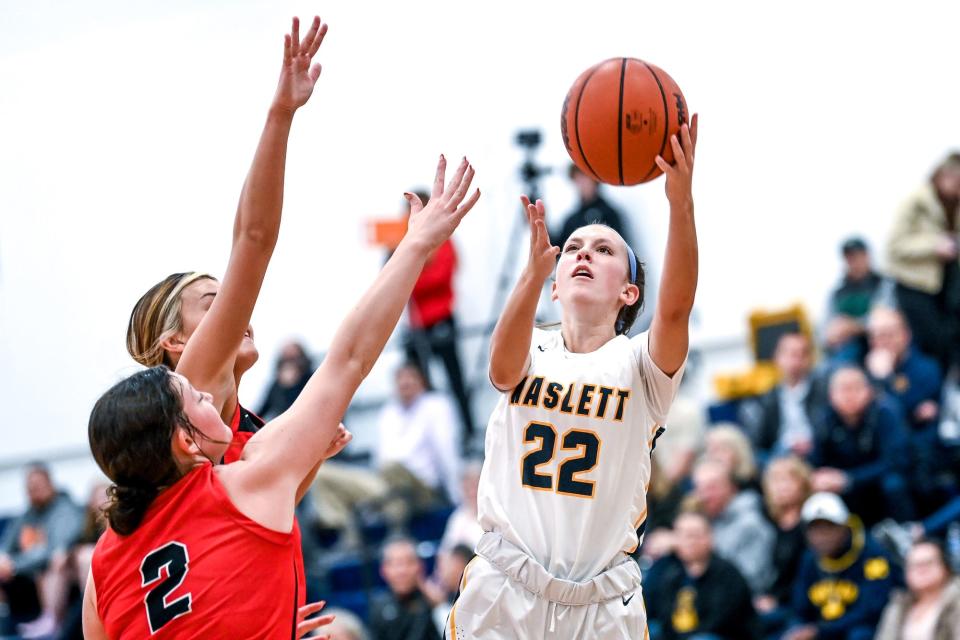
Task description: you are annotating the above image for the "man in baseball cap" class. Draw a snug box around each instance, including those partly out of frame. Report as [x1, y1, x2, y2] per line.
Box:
[783, 493, 901, 640]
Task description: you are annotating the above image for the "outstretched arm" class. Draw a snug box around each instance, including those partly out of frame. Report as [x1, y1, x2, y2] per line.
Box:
[229, 157, 480, 530]
[649, 114, 699, 376]
[488, 197, 560, 390]
[177, 16, 328, 412]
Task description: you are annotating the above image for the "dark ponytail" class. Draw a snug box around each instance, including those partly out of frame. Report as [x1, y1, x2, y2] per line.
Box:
[89, 366, 192, 536]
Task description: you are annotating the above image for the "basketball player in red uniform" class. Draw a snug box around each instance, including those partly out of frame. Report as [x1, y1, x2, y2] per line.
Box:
[82, 153, 480, 638]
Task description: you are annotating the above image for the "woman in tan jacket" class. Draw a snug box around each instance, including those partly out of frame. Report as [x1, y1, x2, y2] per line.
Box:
[886, 153, 960, 372]
[875, 540, 960, 640]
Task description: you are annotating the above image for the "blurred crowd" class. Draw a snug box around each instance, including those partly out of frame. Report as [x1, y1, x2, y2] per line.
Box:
[2, 154, 960, 640]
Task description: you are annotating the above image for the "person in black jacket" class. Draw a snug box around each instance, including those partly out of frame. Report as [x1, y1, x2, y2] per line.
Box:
[810, 366, 914, 525]
[370, 537, 440, 640]
[645, 511, 759, 640]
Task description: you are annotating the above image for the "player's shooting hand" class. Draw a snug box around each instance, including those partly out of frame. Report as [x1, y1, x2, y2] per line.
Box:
[273, 16, 328, 115]
[520, 196, 560, 284]
[655, 113, 698, 209]
[404, 156, 480, 252]
[295, 600, 334, 639]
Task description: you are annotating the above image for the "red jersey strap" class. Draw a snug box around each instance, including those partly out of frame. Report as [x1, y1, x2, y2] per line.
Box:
[223, 404, 265, 464]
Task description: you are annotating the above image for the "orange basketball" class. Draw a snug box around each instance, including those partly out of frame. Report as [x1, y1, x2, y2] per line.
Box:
[561, 57, 688, 186]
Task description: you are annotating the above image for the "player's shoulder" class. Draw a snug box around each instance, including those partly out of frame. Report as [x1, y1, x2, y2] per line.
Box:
[531, 327, 562, 353]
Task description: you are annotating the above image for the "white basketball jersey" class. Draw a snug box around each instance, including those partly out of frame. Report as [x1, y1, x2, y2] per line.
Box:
[477, 329, 684, 582]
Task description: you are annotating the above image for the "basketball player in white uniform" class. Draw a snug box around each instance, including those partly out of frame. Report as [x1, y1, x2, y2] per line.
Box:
[447, 116, 698, 639]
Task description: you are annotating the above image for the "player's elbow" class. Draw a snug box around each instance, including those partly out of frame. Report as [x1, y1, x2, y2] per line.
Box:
[489, 364, 523, 393]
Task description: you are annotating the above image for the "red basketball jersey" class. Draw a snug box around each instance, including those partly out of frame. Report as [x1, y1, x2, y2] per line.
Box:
[92, 463, 305, 639]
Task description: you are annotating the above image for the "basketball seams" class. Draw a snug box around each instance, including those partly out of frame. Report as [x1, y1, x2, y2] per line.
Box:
[574, 64, 603, 183]
[616, 58, 627, 186]
[639, 61, 670, 183]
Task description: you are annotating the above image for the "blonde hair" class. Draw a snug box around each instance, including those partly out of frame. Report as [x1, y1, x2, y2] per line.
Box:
[762, 455, 812, 521]
[126, 272, 215, 367]
[705, 424, 758, 485]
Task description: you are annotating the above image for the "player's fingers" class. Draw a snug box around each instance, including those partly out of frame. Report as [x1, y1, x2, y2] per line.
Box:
[519, 194, 531, 210]
[444, 157, 469, 202]
[290, 17, 300, 57]
[654, 155, 673, 175]
[669, 134, 686, 168]
[453, 189, 481, 221]
[301, 16, 320, 52]
[535, 198, 546, 221]
[297, 601, 326, 621]
[431, 155, 446, 199]
[283, 34, 292, 66]
[308, 21, 328, 58]
[309, 63, 322, 84]
[450, 164, 475, 206]
[680, 124, 694, 167]
[690, 113, 699, 150]
[296, 615, 335, 637]
[404, 192, 424, 216]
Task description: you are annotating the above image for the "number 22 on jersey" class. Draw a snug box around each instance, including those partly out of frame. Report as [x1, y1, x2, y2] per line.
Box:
[520, 421, 601, 498]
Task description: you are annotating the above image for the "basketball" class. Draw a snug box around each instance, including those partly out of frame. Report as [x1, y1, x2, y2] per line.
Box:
[561, 57, 688, 186]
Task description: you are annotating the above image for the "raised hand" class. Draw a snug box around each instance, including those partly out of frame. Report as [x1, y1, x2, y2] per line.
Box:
[654, 113, 698, 206]
[403, 156, 480, 251]
[520, 195, 560, 283]
[274, 16, 329, 114]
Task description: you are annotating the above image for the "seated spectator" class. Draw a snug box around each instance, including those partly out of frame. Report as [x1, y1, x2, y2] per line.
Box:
[886, 153, 960, 374]
[704, 424, 759, 489]
[439, 461, 483, 553]
[645, 511, 759, 640]
[421, 544, 474, 632]
[58, 482, 110, 639]
[823, 237, 891, 363]
[810, 365, 913, 524]
[639, 456, 689, 567]
[756, 456, 813, 614]
[257, 340, 315, 420]
[865, 307, 943, 431]
[0, 464, 82, 637]
[875, 539, 960, 640]
[370, 537, 441, 640]
[784, 492, 901, 640]
[308, 607, 369, 640]
[738, 333, 827, 464]
[691, 458, 775, 594]
[312, 362, 461, 545]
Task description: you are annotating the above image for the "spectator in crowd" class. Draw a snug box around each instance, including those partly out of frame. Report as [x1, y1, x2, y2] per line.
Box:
[810, 365, 913, 524]
[257, 340, 315, 420]
[370, 537, 441, 640]
[640, 456, 689, 566]
[865, 307, 943, 430]
[555, 163, 634, 256]
[875, 539, 960, 640]
[887, 153, 960, 373]
[311, 361, 461, 546]
[0, 464, 82, 637]
[823, 237, 891, 363]
[704, 424, 760, 489]
[422, 544, 474, 632]
[401, 189, 476, 449]
[784, 492, 900, 640]
[57, 482, 110, 640]
[738, 333, 827, 464]
[654, 379, 706, 488]
[691, 457, 775, 594]
[754, 456, 813, 635]
[439, 460, 483, 553]
[309, 607, 369, 640]
[645, 511, 759, 640]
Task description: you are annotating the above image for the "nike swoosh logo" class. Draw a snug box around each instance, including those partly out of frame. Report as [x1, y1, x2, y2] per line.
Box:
[538, 345, 546, 352]
[622, 593, 635, 606]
